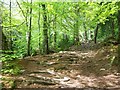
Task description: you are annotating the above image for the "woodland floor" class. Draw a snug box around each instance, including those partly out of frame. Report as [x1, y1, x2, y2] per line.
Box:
[1, 42, 120, 89]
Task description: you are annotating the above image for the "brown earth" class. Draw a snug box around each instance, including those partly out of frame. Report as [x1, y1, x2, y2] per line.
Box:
[2, 43, 120, 89]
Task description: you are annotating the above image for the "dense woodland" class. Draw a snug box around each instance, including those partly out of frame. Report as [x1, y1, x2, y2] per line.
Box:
[0, 0, 120, 89]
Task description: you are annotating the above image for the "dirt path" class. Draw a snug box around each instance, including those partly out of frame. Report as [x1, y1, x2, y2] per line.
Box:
[2, 43, 120, 89]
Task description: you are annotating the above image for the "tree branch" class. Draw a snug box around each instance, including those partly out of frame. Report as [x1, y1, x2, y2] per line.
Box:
[16, 0, 29, 27]
[3, 21, 25, 28]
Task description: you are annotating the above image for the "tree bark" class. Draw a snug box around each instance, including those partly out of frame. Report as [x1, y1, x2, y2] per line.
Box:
[0, 24, 2, 51]
[0, 27, 8, 51]
[111, 19, 115, 37]
[118, 10, 120, 44]
[117, 10, 120, 72]
[42, 4, 49, 54]
[27, 0, 32, 56]
[38, 3, 41, 53]
[9, 0, 12, 50]
[53, 14, 57, 48]
[90, 30, 93, 40]
[94, 24, 99, 44]
[74, 4, 79, 44]
[84, 30, 88, 42]
[83, 23, 88, 42]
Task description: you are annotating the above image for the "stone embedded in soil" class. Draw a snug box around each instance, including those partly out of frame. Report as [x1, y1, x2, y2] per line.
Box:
[53, 76, 70, 82]
[28, 74, 57, 85]
[26, 79, 56, 85]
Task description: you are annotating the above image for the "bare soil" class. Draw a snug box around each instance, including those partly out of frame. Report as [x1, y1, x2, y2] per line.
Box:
[2, 43, 120, 89]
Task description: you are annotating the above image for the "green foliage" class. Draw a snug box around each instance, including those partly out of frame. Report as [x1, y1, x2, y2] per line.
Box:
[1, 65, 21, 75]
[1, 53, 21, 75]
[2, 1, 119, 54]
[1, 1, 120, 72]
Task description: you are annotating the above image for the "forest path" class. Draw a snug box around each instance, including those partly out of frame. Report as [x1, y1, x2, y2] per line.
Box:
[2, 43, 120, 89]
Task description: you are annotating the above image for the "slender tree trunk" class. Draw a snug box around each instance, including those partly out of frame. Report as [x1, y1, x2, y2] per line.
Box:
[0, 2, 2, 51]
[27, 0, 32, 56]
[9, 0, 12, 50]
[83, 23, 88, 42]
[74, 4, 79, 44]
[0, 24, 8, 51]
[38, 3, 41, 53]
[90, 30, 93, 40]
[94, 24, 99, 44]
[0, 19, 2, 74]
[53, 14, 57, 48]
[54, 32, 57, 47]
[0, 20, 2, 51]
[110, 18, 115, 37]
[84, 30, 88, 42]
[42, 4, 49, 54]
[111, 19, 115, 37]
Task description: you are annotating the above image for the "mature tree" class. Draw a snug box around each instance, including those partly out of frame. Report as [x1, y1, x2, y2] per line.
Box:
[117, 10, 120, 71]
[42, 4, 49, 54]
[38, 3, 41, 53]
[27, 0, 33, 56]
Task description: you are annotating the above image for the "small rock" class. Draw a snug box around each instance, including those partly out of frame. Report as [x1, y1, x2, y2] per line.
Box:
[100, 68, 105, 71]
[53, 77, 70, 82]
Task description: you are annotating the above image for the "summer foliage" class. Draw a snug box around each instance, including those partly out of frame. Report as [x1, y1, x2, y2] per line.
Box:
[0, 0, 120, 89]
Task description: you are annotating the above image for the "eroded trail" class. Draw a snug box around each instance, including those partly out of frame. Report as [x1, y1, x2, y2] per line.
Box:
[2, 43, 120, 89]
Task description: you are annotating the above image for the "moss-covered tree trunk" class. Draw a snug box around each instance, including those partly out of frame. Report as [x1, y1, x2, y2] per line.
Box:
[42, 4, 49, 54]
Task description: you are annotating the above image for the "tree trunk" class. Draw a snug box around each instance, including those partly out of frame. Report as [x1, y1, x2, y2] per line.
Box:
[83, 22, 88, 42]
[84, 30, 88, 42]
[42, 4, 49, 54]
[118, 10, 120, 44]
[9, 0, 12, 50]
[0, 24, 2, 51]
[94, 24, 99, 44]
[2, 31, 8, 50]
[90, 30, 93, 40]
[38, 3, 41, 53]
[109, 18, 115, 37]
[117, 10, 120, 72]
[0, 15, 8, 51]
[53, 14, 57, 49]
[74, 4, 79, 44]
[27, 0, 32, 56]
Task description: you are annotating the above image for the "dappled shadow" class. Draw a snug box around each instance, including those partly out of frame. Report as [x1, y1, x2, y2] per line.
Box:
[2, 43, 120, 89]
